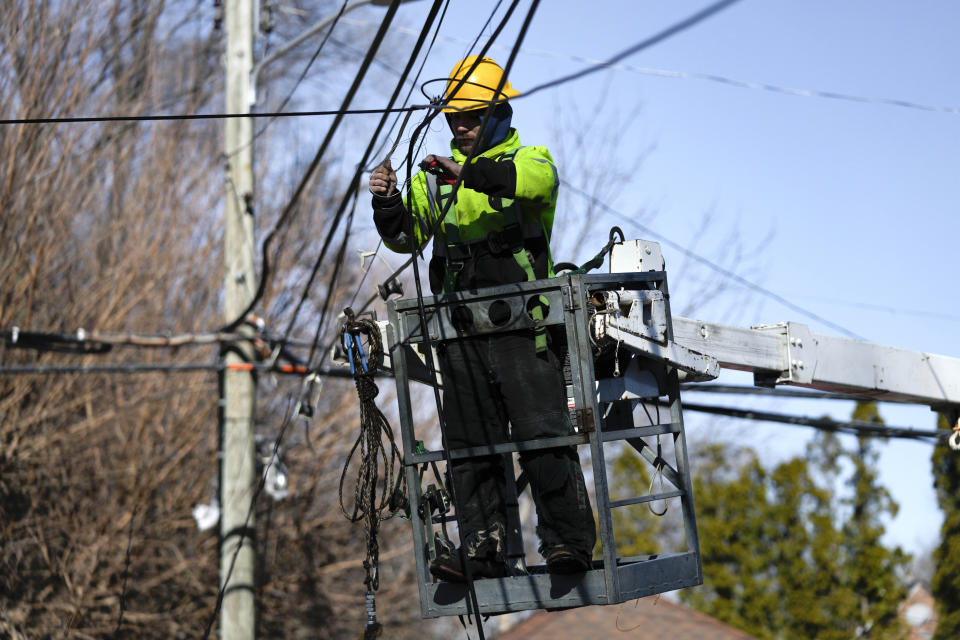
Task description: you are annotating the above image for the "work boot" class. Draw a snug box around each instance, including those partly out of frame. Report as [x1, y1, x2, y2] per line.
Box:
[429, 548, 509, 582]
[429, 523, 508, 583]
[544, 545, 591, 574]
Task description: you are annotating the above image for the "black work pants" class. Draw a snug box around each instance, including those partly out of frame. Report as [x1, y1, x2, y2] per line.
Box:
[438, 331, 596, 557]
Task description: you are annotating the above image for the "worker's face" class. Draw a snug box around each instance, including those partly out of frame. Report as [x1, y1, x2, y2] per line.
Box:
[448, 108, 485, 154]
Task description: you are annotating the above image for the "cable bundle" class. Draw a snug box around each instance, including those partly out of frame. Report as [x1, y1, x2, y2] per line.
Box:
[337, 309, 406, 637]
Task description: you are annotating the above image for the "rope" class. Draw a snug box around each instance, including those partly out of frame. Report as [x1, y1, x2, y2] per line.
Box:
[337, 309, 407, 637]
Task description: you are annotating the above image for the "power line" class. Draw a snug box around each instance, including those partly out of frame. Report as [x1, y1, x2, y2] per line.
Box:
[679, 383, 883, 403]
[207, 3, 456, 637]
[786, 295, 960, 323]
[0, 326, 318, 350]
[0, 105, 424, 126]
[220, 0, 409, 334]
[366, 0, 453, 165]
[398, 2, 529, 635]
[365, 19, 960, 118]
[682, 401, 946, 443]
[561, 180, 867, 341]
[2, 1, 744, 130]
[343, 2, 756, 337]
[278, 0, 449, 354]
[240, 0, 353, 152]
[0, 362, 362, 376]
[534, 57, 960, 117]
[516, 0, 745, 102]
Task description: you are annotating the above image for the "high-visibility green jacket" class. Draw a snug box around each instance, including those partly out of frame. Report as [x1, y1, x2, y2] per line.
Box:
[373, 128, 559, 294]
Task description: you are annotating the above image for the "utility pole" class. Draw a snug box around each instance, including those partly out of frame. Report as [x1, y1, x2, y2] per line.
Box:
[222, 0, 256, 638]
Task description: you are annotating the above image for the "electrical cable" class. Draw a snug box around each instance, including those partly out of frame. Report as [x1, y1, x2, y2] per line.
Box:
[681, 401, 947, 443]
[0, 362, 362, 376]
[219, 0, 408, 334]
[416, 0, 746, 114]
[0, 326, 318, 350]
[338, 27, 444, 347]
[365, 0, 453, 172]
[0, 105, 424, 126]
[679, 383, 888, 402]
[305, 191, 360, 367]
[245, 1, 352, 149]
[516, 0, 744, 103]
[400, 1, 532, 635]
[278, 0, 447, 352]
[360, 20, 960, 118]
[561, 180, 867, 340]
[348, 0, 752, 325]
[201, 389, 305, 640]
[205, 5, 450, 636]
[113, 502, 138, 636]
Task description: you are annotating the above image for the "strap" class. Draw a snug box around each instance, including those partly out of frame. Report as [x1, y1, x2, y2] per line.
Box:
[511, 248, 548, 353]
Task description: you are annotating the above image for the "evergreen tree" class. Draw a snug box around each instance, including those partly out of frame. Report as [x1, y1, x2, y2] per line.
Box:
[839, 403, 908, 638]
[680, 444, 782, 638]
[932, 412, 960, 639]
[609, 403, 909, 638]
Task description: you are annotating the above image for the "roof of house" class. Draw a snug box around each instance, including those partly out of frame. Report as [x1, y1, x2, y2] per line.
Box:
[900, 582, 937, 640]
[496, 596, 760, 640]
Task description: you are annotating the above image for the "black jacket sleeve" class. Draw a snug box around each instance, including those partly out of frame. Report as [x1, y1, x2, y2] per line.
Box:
[371, 191, 406, 241]
[461, 157, 516, 198]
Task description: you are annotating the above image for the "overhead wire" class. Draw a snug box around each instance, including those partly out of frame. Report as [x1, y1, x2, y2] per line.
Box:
[348, 0, 753, 324]
[351, 19, 960, 118]
[204, 3, 455, 636]
[681, 401, 948, 443]
[282, 17, 446, 348]
[0, 327, 317, 350]
[679, 383, 889, 402]
[366, 0, 454, 169]
[513, 0, 745, 102]
[305, 191, 360, 367]
[0, 106, 423, 126]
[0, 362, 360, 376]
[399, 1, 532, 634]
[340, 0, 454, 316]
[241, 0, 353, 153]
[220, 0, 407, 334]
[278, 0, 448, 357]
[335, 0, 759, 334]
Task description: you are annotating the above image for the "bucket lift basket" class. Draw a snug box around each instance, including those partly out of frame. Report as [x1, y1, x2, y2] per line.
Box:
[386, 269, 703, 618]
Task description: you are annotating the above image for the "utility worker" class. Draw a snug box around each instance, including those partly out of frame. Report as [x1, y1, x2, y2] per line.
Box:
[369, 56, 595, 581]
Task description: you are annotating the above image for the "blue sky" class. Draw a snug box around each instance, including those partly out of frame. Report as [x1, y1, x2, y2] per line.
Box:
[289, 0, 960, 557]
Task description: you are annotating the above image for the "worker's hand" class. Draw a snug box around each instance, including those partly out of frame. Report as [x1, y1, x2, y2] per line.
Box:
[420, 154, 461, 179]
[369, 159, 398, 197]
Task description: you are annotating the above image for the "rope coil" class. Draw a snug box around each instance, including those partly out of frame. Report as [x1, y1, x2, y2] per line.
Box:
[337, 308, 406, 633]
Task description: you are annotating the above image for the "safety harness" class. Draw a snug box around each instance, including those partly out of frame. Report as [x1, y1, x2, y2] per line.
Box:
[425, 148, 552, 352]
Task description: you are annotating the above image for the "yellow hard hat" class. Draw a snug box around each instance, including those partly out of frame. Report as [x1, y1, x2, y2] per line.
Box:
[442, 56, 519, 113]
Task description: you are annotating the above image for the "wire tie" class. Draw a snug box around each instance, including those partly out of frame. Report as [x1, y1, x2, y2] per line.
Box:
[11, 326, 18, 344]
[77, 327, 86, 341]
